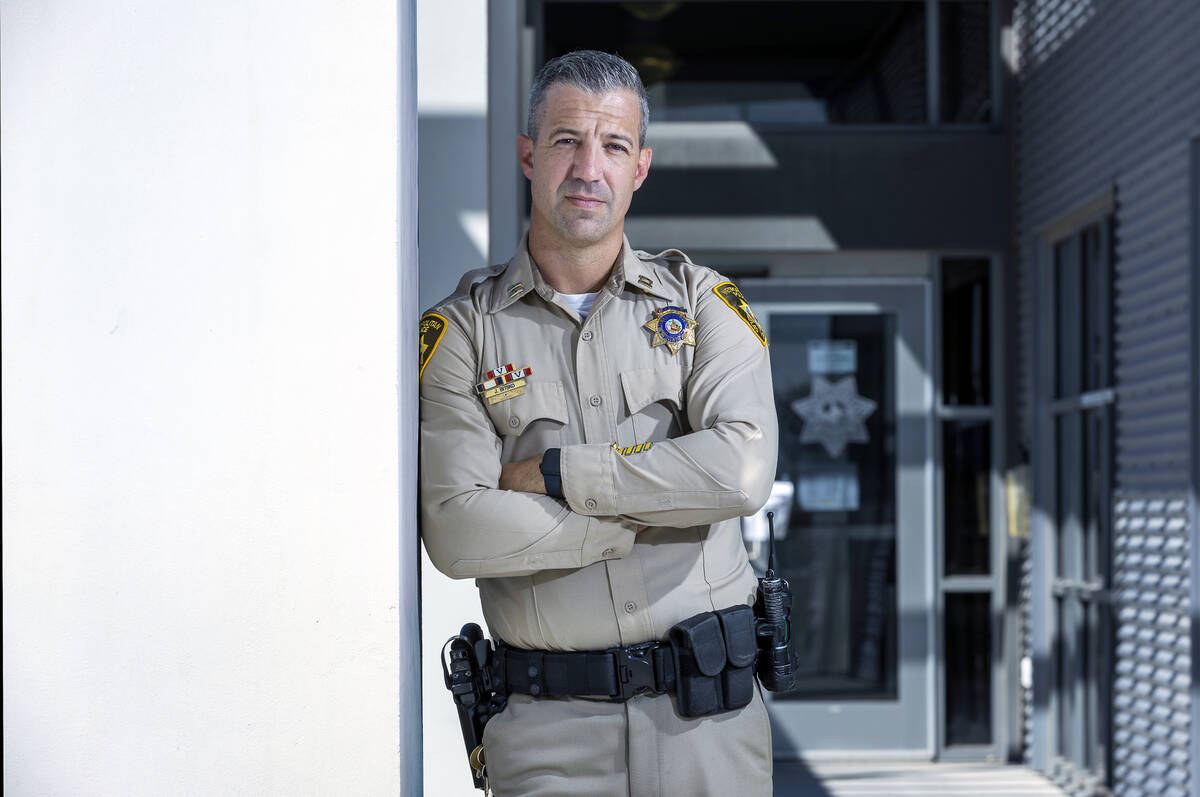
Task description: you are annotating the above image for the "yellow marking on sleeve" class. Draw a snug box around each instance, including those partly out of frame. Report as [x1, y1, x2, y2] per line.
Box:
[419, 312, 448, 380]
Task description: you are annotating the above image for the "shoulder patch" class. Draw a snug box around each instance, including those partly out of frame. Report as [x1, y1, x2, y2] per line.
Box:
[712, 282, 767, 346]
[419, 312, 448, 379]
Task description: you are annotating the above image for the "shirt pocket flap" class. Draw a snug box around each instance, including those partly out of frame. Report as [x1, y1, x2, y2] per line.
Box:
[620, 366, 684, 415]
[485, 380, 568, 436]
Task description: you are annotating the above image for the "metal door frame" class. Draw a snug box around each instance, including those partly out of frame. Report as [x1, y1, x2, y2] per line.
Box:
[1030, 191, 1116, 788]
[746, 278, 935, 759]
[933, 253, 1011, 764]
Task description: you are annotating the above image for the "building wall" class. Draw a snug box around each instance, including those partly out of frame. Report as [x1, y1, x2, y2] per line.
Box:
[1014, 0, 1200, 793]
[1015, 0, 1200, 486]
[1, 2, 417, 794]
[634, 129, 1010, 251]
[417, 0, 490, 312]
[416, 2, 491, 796]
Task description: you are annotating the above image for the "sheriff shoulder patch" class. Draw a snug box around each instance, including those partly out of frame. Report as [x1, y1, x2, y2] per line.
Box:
[712, 282, 767, 346]
[419, 312, 448, 379]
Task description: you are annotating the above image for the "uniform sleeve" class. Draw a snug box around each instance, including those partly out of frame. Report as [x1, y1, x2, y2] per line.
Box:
[559, 274, 778, 528]
[420, 311, 638, 578]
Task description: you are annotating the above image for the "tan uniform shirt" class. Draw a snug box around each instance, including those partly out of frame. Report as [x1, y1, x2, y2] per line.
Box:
[420, 236, 778, 652]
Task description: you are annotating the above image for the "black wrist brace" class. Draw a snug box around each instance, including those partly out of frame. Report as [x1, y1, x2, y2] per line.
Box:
[539, 448, 563, 499]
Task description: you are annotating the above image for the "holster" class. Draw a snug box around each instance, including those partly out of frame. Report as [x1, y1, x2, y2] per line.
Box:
[667, 605, 758, 718]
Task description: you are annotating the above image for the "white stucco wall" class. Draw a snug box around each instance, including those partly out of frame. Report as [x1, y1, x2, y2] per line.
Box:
[1, 2, 415, 794]
[416, 2, 491, 795]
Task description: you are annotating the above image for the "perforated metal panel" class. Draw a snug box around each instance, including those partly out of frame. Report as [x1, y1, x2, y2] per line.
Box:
[1111, 496, 1191, 797]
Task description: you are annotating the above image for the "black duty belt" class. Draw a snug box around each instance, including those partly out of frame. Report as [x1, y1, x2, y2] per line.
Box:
[496, 640, 677, 701]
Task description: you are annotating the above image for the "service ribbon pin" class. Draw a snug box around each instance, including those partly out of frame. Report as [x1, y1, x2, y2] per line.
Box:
[474, 364, 533, 395]
[474, 363, 533, 404]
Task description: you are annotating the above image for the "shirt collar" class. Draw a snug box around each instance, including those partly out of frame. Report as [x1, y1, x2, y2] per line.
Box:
[615, 238, 674, 302]
[486, 235, 538, 314]
[486, 234, 674, 314]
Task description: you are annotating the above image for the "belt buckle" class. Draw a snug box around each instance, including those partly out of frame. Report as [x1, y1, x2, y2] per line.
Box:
[614, 642, 659, 700]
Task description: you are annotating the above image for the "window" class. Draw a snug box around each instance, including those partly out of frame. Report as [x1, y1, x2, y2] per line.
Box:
[942, 257, 993, 579]
[539, 1, 996, 126]
[1046, 216, 1114, 786]
[939, 1, 992, 123]
[938, 256, 999, 747]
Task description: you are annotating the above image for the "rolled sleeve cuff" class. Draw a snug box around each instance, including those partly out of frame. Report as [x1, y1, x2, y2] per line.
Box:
[561, 443, 618, 516]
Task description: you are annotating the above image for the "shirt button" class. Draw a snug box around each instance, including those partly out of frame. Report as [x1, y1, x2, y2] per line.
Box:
[581, 330, 594, 341]
[584, 498, 598, 510]
[507, 416, 520, 428]
[602, 547, 614, 557]
[589, 395, 602, 407]
[624, 601, 637, 613]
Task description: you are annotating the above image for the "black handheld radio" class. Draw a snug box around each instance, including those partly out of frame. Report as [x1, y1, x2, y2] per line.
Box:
[754, 511, 797, 692]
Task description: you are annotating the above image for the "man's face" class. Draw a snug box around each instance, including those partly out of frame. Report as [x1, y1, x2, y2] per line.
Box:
[519, 84, 652, 249]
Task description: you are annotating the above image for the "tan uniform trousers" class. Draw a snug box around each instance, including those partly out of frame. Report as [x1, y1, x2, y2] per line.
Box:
[481, 687, 773, 796]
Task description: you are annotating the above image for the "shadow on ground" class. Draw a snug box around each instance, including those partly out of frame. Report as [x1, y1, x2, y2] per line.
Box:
[773, 760, 835, 797]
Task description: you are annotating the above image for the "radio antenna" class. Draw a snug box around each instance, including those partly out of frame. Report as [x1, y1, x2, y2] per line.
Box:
[766, 511, 777, 577]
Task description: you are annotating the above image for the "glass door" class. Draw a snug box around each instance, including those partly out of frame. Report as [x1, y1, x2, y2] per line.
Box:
[745, 281, 932, 755]
[1048, 221, 1113, 787]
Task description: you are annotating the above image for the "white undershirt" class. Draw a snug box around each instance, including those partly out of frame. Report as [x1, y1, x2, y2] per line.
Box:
[560, 291, 599, 320]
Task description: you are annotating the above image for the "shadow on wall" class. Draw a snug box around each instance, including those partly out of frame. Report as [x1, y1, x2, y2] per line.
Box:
[636, 127, 1009, 251]
[418, 113, 490, 312]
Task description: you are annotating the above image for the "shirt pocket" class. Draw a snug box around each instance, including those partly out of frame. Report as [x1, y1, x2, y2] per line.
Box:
[620, 366, 685, 443]
[484, 380, 569, 460]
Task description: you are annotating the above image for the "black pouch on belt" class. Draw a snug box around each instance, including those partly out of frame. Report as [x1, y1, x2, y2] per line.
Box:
[715, 604, 758, 711]
[668, 605, 759, 718]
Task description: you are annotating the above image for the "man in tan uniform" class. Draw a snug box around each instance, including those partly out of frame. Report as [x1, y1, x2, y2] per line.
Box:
[420, 50, 778, 796]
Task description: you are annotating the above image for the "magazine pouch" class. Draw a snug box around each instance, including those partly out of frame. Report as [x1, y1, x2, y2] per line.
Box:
[716, 605, 757, 711]
[669, 606, 758, 718]
[668, 611, 726, 717]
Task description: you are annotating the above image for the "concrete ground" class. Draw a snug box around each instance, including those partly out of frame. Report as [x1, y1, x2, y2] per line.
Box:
[774, 760, 1068, 797]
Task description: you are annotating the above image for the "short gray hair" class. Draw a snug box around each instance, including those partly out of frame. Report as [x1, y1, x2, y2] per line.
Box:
[527, 50, 649, 149]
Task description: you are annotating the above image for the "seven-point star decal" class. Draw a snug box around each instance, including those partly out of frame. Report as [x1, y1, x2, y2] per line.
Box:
[791, 375, 878, 457]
